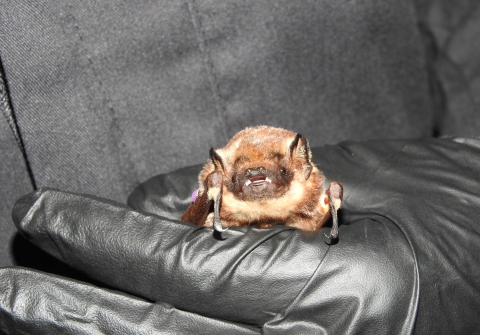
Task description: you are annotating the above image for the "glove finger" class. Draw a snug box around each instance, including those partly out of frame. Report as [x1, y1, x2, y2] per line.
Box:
[0, 267, 259, 335]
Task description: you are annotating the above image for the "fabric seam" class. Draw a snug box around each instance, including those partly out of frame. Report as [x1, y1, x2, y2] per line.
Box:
[0, 55, 37, 189]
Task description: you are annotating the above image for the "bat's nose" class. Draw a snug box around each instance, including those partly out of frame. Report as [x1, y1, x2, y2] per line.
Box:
[245, 167, 267, 177]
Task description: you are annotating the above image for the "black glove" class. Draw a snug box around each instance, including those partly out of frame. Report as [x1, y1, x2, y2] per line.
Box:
[2, 138, 480, 334]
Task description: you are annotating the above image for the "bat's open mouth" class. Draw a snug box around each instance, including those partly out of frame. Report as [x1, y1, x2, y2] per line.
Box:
[245, 176, 272, 186]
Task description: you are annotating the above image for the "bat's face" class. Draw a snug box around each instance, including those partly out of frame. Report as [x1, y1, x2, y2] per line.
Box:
[209, 126, 314, 202]
[223, 147, 294, 200]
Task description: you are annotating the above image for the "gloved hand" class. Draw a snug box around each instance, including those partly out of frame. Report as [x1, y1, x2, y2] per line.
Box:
[1, 138, 480, 335]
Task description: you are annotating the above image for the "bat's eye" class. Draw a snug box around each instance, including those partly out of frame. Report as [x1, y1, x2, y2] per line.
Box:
[279, 167, 287, 175]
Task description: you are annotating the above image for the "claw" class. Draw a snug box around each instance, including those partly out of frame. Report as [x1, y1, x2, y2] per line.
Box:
[324, 180, 343, 241]
[324, 202, 339, 240]
[213, 188, 228, 237]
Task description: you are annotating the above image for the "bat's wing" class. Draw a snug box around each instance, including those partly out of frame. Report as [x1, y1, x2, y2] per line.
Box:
[181, 170, 226, 235]
[181, 188, 212, 226]
[324, 180, 343, 240]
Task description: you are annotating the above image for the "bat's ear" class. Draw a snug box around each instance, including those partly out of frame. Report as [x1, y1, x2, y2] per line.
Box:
[289, 134, 311, 161]
[209, 148, 226, 172]
[289, 134, 313, 180]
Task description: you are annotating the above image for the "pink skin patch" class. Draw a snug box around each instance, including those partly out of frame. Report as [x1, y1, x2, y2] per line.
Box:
[191, 189, 199, 203]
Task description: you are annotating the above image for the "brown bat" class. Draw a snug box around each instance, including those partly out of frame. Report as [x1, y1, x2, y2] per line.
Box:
[182, 126, 343, 239]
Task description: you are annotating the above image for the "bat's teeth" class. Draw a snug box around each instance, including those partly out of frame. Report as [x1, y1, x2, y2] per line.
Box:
[246, 176, 270, 186]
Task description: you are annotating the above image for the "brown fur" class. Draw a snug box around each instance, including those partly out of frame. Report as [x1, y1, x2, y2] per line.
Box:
[182, 125, 342, 234]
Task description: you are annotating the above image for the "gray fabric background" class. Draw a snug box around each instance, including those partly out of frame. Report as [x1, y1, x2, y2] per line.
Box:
[1, 0, 432, 204]
[415, 0, 480, 136]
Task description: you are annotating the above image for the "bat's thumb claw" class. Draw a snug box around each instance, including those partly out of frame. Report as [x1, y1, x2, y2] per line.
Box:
[324, 229, 339, 241]
[213, 220, 228, 239]
[214, 226, 228, 233]
[213, 226, 228, 240]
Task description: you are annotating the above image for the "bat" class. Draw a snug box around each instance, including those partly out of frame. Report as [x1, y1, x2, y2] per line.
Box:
[181, 126, 343, 239]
